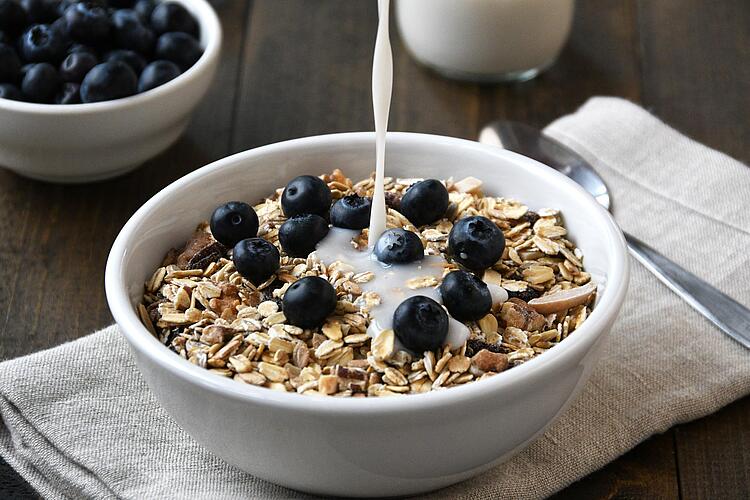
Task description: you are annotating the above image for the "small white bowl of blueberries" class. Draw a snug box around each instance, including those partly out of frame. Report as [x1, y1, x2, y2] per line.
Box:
[0, 0, 221, 183]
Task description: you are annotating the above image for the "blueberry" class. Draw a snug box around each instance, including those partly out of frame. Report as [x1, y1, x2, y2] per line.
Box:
[209, 201, 259, 248]
[0, 83, 22, 100]
[21, 0, 60, 23]
[448, 215, 505, 271]
[439, 270, 491, 321]
[59, 50, 97, 82]
[280, 175, 332, 218]
[21, 62, 59, 102]
[0, 0, 28, 38]
[20, 24, 66, 63]
[67, 42, 96, 57]
[64, 2, 110, 45]
[399, 179, 449, 227]
[56, 0, 74, 17]
[105, 49, 146, 74]
[137, 59, 178, 92]
[278, 214, 329, 257]
[54, 81, 79, 103]
[330, 194, 372, 229]
[393, 296, 448, 353]
[49, 15, 69, 41]
[80, 60, 136, 102]
[133, 0, 154, 22]
[0, 44, 21, 83]
[373, 228, 424, 265]
[282, 276, 337, 329]
[154, 31, 201, 71]
[108, 0, 136, 7]
[112, 8, 154, 54]
[232, 237, 280, 286]
[150, 2, 198, 37]
[19, 62, 33, 80]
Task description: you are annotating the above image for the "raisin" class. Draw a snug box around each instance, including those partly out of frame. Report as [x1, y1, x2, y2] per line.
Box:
[466, 339, 503, 357]
[384, 191, 401, 211]
[521, 211, 540, 226]
[506, 288, 540, 302]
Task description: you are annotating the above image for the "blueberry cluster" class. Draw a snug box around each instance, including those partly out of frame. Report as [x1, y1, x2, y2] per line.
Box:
[210, 175, 509, 355]
[0, 0, 202, 104]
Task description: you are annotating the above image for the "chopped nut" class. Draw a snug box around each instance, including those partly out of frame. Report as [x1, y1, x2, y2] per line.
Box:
[318, 375, 338, 395]
[471, 350, 509, 373]
[200, 325, 238, 345]
[500, 298, 546, 332]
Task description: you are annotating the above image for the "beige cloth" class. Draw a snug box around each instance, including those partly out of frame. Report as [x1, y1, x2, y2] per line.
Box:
[1, 97, 749, 499]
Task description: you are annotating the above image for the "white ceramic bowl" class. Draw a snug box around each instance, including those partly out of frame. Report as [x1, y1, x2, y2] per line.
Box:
[0, 0, 221, 183]
[106, 133, 629, 497]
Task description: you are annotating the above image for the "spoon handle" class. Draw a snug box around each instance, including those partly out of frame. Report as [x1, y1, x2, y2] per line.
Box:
[624, 232, 750, 349]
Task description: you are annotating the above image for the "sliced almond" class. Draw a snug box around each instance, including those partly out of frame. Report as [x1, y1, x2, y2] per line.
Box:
[527, 283, 597, 314]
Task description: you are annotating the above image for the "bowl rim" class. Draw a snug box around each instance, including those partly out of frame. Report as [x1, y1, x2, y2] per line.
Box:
[0, 0, 221, 115]
[105, 131, 630, 415]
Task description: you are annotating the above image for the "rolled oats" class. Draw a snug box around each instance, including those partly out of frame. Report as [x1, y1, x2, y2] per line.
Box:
[139, 170, 593, 397]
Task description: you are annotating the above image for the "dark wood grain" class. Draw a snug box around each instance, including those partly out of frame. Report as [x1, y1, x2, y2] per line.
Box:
[1, 0, 749, 498]
[553, 432, 680, 500]
[637, 0, 750, 163]
[675, 398, 750, 500]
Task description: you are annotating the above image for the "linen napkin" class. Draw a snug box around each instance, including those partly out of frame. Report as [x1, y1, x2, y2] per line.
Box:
[2, 97, 749, 499]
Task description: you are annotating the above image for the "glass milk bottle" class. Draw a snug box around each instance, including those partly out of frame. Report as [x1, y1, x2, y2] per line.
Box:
[395, 0, 575, 83]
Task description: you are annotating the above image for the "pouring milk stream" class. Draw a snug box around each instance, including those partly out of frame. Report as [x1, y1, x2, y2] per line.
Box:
[315, 0, 475, 348]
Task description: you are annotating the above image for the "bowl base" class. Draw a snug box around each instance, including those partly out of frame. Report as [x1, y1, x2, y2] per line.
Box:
[6, 162, 145, 184]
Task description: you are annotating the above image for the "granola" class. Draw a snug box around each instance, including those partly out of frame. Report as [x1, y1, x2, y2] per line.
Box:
[138, 170, 595, 397]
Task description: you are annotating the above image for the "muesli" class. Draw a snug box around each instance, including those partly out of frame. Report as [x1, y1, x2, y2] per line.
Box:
[138, 170, 596, 397]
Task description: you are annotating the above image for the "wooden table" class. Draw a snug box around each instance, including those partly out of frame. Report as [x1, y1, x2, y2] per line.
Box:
[1, 1, 748, 498]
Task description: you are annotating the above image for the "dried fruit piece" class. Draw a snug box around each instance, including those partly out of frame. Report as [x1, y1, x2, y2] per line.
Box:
[200, 325, 239, 345]
[176, 226, 226, 270]
[471, 349, 509, 373]
[500, 298, 546, 332]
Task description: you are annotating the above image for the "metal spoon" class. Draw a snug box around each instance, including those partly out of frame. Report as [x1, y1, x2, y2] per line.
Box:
[479, 120, 750, 349]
